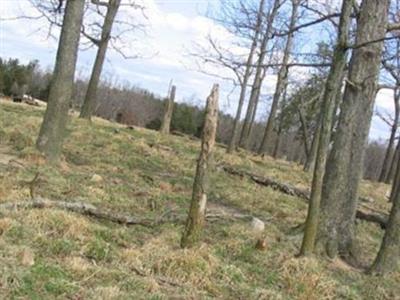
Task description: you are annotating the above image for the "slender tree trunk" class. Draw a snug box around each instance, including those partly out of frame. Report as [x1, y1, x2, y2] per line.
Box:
[304, 121, 321, 172]
[300, 0, 352, 256]
[36, 0, 85, 162]
[317, 0, 390, 260]
[80, 0, 121, 120]
[390, 138, 400, 202]
[160, 85, 176, 134]
[369, 162, 400, 274]
[297, 100, 311, 159]
[181, 84, 219, 248]
[387, 137, 400, 184]
[379, 89, 399, 182]
[258, 0, 299, 155]
[239, 0, 280, 150]
[227, 0, 265, 154]
[272, 91, 288, 158]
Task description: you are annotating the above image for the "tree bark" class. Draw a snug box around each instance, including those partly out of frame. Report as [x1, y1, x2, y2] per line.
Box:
[239, 0, 280, 150]
[181, 84, 219, 248]
[370, 160, 400, 274]
[36, 0, 85, 162]
[160, 85, 176, 134]
[318, 0, 390, 261]
[80, 0, 121, 120]
[258, 0, 299, 155]
[227, 0, 265, 154]
[299, 0, 353, 256]
[379, 89, 399, 183]
[390, 137, 400, 203]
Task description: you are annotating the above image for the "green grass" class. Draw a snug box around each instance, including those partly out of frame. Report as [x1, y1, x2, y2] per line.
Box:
[0, 100, 398, 299]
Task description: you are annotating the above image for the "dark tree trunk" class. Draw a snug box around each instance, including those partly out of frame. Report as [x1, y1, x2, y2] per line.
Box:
[80, 0, 121, 120]
[370, 161, 400, 274]
[181, 84, 219, 248]
[300, 0, 352, 256]
[258, 0, 299, 155]
[387, 137, 400, 184]
[160, 85, 176, 134]
[239, 0, 280, 150]
[390, 137, 400, 203]
[318, 0, 390, 260]
[36, 0, 85, 162]
[379, 89, 399, 183]
[227, 0, 265, 154]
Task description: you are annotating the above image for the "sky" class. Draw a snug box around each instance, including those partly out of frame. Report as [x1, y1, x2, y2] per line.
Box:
[0, 0, 397, 142]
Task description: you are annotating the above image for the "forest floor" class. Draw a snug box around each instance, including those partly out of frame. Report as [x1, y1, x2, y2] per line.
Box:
[0, 99, 398, 299]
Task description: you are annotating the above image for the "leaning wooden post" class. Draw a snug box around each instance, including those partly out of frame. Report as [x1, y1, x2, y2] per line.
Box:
[160, 85, 176, 134]
[181, 84, 219, 248]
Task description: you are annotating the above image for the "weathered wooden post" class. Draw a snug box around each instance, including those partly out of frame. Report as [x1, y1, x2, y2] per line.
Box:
[160, 85, 176, 134]
[181, 84, 219, 248]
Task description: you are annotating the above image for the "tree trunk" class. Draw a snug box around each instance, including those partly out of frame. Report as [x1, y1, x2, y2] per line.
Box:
[300, 0, 352, 256]
[80, 0, 121, 120]
[379, 89, 399, 182]
[387, 136, 400, 184]
[390, 138, 400, 203]
[239, 0, 280, 150]
[258, 0, 299, 155]
[160, 85, 176, 134]
[181, 84, 219, 248]
[317, 0, 390, 260]
[36, 0, 85, 162]
[297, 100, 311, 159]
[227, 0, 265, 154]
[303, 121, 321, 172]
[369, 161, 400, 274]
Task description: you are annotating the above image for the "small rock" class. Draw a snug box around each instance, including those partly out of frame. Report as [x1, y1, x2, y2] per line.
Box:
[91, 174, 103, 183]
[385, 191, 391, 199]
[19, 249, 35, 266]
[251, 217, 265, 234]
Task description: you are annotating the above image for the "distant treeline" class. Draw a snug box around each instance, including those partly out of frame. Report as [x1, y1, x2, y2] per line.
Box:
[0, 57, 388, 180]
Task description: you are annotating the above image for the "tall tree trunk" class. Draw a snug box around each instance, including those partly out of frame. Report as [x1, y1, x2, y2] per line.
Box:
[272, 90, 288, 158]
[36, 0, 85, 162]
[387, 137, 400, 184]
[317, 0, 390, 260]
[239, 0, 280, 150]
[227, 0, 265, 154]
[181, 84, 219, 248]
[160, 85, 176, 134]
[389, 137, 400, 203]
[80, 0, 121, 120]
[369, 161, 400, 274]
[258, 0, 299, 155]
[304, 121, 321, 172]
[297, 99, 311, 159]
[300, 0, 352, 256]
[379, 89, 399, 182]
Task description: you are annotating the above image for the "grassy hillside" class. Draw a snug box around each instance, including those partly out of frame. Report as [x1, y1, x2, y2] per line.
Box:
[0, 100, 398, 299]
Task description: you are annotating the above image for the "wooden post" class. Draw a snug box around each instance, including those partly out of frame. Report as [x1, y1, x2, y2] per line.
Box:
[160, 85, 176, 134]
[181, 84, 219, 248]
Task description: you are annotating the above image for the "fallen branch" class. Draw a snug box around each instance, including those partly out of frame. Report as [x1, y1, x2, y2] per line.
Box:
[0, 197, 270, 227]
[222, 165, 389, 229]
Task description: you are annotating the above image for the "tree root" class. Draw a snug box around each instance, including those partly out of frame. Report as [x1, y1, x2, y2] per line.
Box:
[222, 165, 389, 229]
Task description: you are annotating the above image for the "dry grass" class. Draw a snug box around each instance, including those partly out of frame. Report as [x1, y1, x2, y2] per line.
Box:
[0, 99, 398, 299]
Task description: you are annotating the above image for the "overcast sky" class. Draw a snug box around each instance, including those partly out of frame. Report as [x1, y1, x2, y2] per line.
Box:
[0, 0, 396, 141]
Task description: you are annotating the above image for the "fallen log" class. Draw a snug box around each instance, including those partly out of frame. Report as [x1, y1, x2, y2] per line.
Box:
[0, 197, 270, 227]
[222, 165, 389, 229]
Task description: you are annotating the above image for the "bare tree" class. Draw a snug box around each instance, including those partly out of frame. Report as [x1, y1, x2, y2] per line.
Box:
[79, 0, 122, 120]
[36, 0, 86, 162]
[317, 0, 390, 261]
[239, 0, 282, 150]
[181, 84, 219, 248]
[258, 0, 300, 155]
[300, 0, 353, 256]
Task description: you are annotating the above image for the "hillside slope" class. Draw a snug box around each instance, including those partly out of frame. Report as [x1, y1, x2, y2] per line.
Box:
[0, 100, 398, 299]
